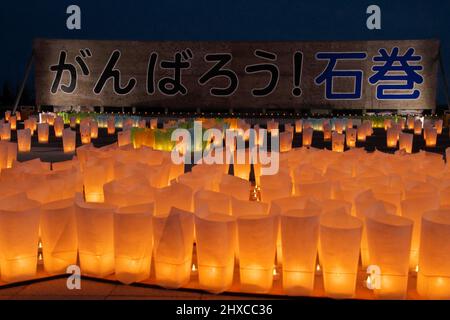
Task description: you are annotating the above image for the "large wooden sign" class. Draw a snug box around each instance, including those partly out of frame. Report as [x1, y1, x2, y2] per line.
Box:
[34, 38, 440, 110]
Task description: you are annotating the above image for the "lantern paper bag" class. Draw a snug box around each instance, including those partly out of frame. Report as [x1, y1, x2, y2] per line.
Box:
[90, 120, 99, 139]
[294, 180, 332, 200]
[17, 128, 31, 152]
[219, 174, 251, 201]
[399, 132, 413, 154]
[281, 208, 320, 296]
[417, 209, 450, 299]
[118, 130, 132, 147]
[75, 193, 115, 277]
[319, 212, 362, 298]
[386, 127, 399, 148]
[195, 214, 236, 293]
[114, 203, 153, 284]
[346, 128, 357, 148]
[40, 198, 77, 274]
[153, 207, 194, 288]
[425, 127, 437, 147]
[332, 132, 345, 152]
[237, 213, 278, 293]
[414, 119, 422, 135]
[323, 123, 332, 141]
[295, 120, 303, 133]
[104, 175, 156, 208]
[38, 123, 49, 143]
[260, 172, 293, 204]
[401, 195, 439, 269]
[63, 128, 76, 153]
[365, 211, 413, 299]
[83, 161, 108, 203]
[54, 116, 64, 137]
[155, 182, 193, 216]
[70, 116, 77, 128]
[80, 122, 91, 144]
[0, 193, 41, 282]
[107, 117, 116, 134]
[0, 122, 11, 141]
[302, 128, 313, 147]
[280, 131, 293, 152]
[194, 190, 231, 216]
[9, 116, 17, 130]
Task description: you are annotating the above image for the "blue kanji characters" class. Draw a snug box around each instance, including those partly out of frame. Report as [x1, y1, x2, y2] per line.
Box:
[50, 49, 91, 94]
[315, 52, 367, 99]
[369, 47, 423, 99]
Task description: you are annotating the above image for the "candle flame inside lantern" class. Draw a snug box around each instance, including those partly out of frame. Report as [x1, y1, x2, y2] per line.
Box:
[192, 263, 197, 273]
[415, 265, 419, 273]
[316, 264, 321, 272]
[273, 267, 277, 276]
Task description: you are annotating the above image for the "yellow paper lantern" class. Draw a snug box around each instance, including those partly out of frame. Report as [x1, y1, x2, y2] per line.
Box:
[236, 213, 278, 293]
[104, 175, 155, 208]
[90, 120, 99, 139]
[414, 119, 422, 135]
[114, 203, 154, 284]
[302, 128, 313, 147]
[153, 207, 194, 288]
[346, 128, 357, 148]
[365, 210, 413, 299]
[38, 123, 49, 143]
[194, 189, 231, 216]
[83, 160, 108, 203]
[219, 174, 251, 201]
[9, 116, 17, 130]
[280, 208, 320, 295]
[54, 116, 64, 137]
[357, 125, 366, 141]
[0, 122, 11, 141]
[118, 130, 132, 147]
[17, 128, 31, 152]
[399, 132, 413, 153]
[434, 119, 443, 135]
[260, 172, 293, 204]
[295, 119, 303, 133]
[80, 122, 91, 144]
[417, 209, 450, 299]
[332, 132, 345, 152]
[155, 182, 193, 216]
[319, 211, 362, 298]
[75, 193, 115, 277]
[4, 110, 11, 121]
[40, 198, 78, 274]
[386, 127, 399, 148]
[63, 128, 76, 153]
[407, 116, 415, 130]
[195, 213, 236, 293]
[280, 131, 293, 152]
[0, 193, 40, 282]
[425, 127, 437, 147]
[107, 117, 115, 134]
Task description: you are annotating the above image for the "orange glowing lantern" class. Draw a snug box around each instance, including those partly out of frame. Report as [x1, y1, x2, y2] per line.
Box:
[414, 119, 422, 135]
[74, 193, 115, 277]
[399, 132, 413, 153]
[407, 116, 415, 130]
[150, 118, 158, 129]
[280, 131, 293, 152]
[335, 119, 344, 134]
[323, 123, 332, 141]
[260, 172, 293, 204]
[63, 128, 76, 153]
[332, 132, 345, 152]
[295, 120, 303, 133]
[302, 127, 313, 147]
[357, 125, 366, 142]
[114, 203, 154, 284]
[194, 189, 231, 216]
[0, 122, 11, 141]
[54, 116, 64, 137]
[17, 128, 31, 152]
[107, 117, 115, 134]
[386, 127, 399, 148]
[38, 123, 49, 143]
[219, 174, 251, 201]
[83, 160, 108, 203]
[346, 128, 357, 148]
[9, 116, 17, 130]
[70, 116, 77, 129]
[425, 127, 437, 147]
[90, 120, 98, 139]
[434, 119, 443, 134]
[4, 111, 11, 121]
[80, 121, 91, 144]
[118, 130, 132, 147]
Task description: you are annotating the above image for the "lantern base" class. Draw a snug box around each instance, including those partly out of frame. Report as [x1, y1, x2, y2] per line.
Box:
[115, 256, 151, 285]
[154, 260, 191, 289]
[417, 273, 450, 299]
[79, 252, 115, 277]
[282, 270, 315, 296]
[198, 265, 234, 294]
[239, 267, 273, 293]
[43, 251, 78, 274]
[0, 256, 38, 283]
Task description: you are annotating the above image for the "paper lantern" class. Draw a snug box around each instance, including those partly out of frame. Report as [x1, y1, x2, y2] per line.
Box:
[54, 116, 64, 137]
[195, 214, 236, 293]
[40, 198, 77, 274]
[346, 128, 357, 148]
[434, 119, 443, 135]
[194, 189, 231, 216]
[90, 120, 99, 139]
[323, 123, 332, 141]
[17, 128, 31, 152]
[280, 131, 293, 152]
[281, 208, 320, 295]
[319, 211, 362, 298]
[414, 119, 422, 135]
[357, 125, 366, 141]
[386, 127, 399, 148]
[150, 118, 158, 129]
[365, 211, 413, 299]
[0, 193, 40, 282]
[219, 174, 251, 201]
[63, 128, 76, 153]
[232, 151, 251, 181]
[334, 119, 344, 134]
[332, 132, 345, 152]
[75, 193, 115, 277]
[346, 119, 353, 129]
[15, 111, 21, 121]
[104, 175, 156, 208]
[4, 110, 11, 121]
[107, 117, 115, 134]
[417, 209, 450, 299]
[24, 119, 35, 136]
[80, 122, 91, 144]
[302, 127, 313, 147]
[70, 116, 77, 129]
[260, 172, 293, 204]
[407, 116, 415, 130]
[401, 195, 439, 269]
[0, 122, 11, 141]
[83, 160, 108, 203]
[153, 207, 194, 288]
[384, 118, 392, 130]
[114, 203, 153, 284]
[425, 127, 437, 147]
[155, 182, 193, 216]
[38, 123, 49, 143]
[398, 118, 406, 130]
[295, 119, 303, 133]
[237, 213, 278, 293]
[399, 132, 413, 153]
[47, 114, 55, 126]
[294, 180, 332, 200]
[118, 130, 132, 147]
[9, 116, 17, 130]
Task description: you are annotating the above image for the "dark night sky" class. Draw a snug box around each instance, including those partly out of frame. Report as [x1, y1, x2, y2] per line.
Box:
[0, 0, 449, 104]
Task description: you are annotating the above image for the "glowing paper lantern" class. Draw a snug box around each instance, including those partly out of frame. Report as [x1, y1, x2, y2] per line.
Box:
[4, 111, 11, 121]
[195, 214, 236, 293]
[194, 189, 231, 216]
[38, 123, 49, 143]
[334, 119, 344, 134]
[83, 160, 108, 203]
[384, 118, 392, 130]
[294, 180, 332, 200]
[70, 116, 77, 129]
[24, 119, 36, 136]
[346, 119, 353, 129]
[365, 211, 413, 299]
[401, 195, 439, 269]
[357, 125, 366, 141]
[386, 127, 399, 148]
[150, 118, 158, 129]
[414, 119, 422, 135]
[0, 122, 11, 141]
[17, 128, 31, 152]
[90, 120, 99, 139]
[54, 116, 64, 137]
[80, 122, 91, 144]
[319, 211, 362, 298]
[323, 123, 332, 141]
[434, 119, 443, 134]
[104, 175, 155, 208]
[280, 131, 293, 152]
[417, 209, 450, 299]
[0, 193, 40, 282]
[237, 213, 278, 293]
[155, 182, 193, 216]
[114, 203, 153, 284]
[295, 120, 303, 133]
[260, 172, 293, 204]
[107, 117, 115, 134]
[302, 128, 313, 147]
[9, 116, 17, 130]
[47, 114, 55, 126]
[399, 132, 413, 153]
[63, 128, 76, 153]
[425, 127, 437, 147]
[281, 208, 320, 295]
[40, 198, 77, 274]
[118, 130, 132, 147]
[219, 174, 251, 201]
[153, 207, 194, 288]
[346, 128, 357, 148]
[407, 116, 415, 130]
[332, 132, 345, 152]
[74, 193, 115, 276]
